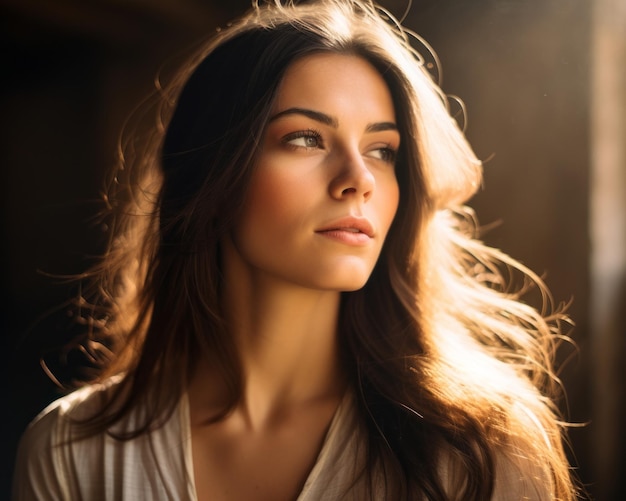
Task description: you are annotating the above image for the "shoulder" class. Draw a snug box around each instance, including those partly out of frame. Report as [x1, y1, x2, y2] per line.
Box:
[491, 444, 552, 501]
[491, 402, 560, 500]
[20, 375, 124, 442]
[439, 439, 553, 501]
[439, 402, 560, 500]
[18, 376, 123, 446]
[13, 376, 193, 500]
[12, 379, 118, 500]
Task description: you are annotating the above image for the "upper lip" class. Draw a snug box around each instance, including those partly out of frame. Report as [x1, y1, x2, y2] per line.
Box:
[315, 216, 375, 238]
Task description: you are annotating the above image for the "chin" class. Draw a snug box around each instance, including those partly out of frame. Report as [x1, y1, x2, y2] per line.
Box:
[340, 277, 371, 291]
[286, 259, 377, 291]
[323, 275, 371, 292]
[340, 284, 368, 293]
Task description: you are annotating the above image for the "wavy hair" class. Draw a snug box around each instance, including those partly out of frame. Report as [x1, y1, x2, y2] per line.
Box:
[66, 0, 577, 499]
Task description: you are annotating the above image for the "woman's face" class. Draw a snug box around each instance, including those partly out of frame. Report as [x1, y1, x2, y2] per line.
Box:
[227, 53, 400, 291]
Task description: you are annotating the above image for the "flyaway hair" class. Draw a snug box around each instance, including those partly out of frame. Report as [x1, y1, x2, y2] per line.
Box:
[56, 1, 579, 499]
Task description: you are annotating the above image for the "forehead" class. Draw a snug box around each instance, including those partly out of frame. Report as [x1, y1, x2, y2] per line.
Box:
[272, 52, 396, 121]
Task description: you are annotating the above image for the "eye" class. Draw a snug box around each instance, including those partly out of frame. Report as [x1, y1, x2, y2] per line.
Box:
[282, 129, 323, 149]
[367, 145, 398, 165]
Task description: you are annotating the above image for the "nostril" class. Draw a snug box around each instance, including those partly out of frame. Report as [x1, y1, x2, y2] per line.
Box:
[342, 187, 357, 195]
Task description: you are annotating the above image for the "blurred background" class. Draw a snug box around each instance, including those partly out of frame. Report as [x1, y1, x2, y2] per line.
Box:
[1, 0, 624, 498]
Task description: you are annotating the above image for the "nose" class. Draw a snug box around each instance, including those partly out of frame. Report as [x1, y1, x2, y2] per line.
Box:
[329, 149, 375, 201]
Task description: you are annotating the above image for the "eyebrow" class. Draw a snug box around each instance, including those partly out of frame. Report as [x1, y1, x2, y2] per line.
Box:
[269, 107, 398, 133]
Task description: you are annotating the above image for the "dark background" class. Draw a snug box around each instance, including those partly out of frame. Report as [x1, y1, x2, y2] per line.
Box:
[1, 0, 623, 499]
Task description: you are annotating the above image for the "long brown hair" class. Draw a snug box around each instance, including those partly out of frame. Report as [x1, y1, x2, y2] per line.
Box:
[66, 1, 577, 499]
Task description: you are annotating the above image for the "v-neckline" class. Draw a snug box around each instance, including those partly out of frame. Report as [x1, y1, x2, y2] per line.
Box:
[181, 390, 353, 501]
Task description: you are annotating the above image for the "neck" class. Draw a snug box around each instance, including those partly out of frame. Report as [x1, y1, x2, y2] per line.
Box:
[190, 237, 347, 429]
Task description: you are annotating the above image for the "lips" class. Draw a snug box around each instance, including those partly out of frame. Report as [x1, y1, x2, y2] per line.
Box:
[315, 216, 375, 239]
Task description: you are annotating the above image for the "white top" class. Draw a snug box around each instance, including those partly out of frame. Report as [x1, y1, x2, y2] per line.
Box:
[12, 379, 551, 500]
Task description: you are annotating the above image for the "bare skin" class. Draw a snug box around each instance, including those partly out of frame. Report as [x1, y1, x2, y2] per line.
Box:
[188, 53, 399, 501]
[188, 282, 346, 501]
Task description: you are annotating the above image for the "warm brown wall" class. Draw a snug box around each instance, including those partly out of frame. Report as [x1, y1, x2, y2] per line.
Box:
[401, 0, 594, 492]
[1, 0, 610, 497]
[589, 0, 626, 498]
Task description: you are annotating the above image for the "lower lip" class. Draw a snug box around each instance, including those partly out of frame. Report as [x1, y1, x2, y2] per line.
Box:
[315, 230, 371, 245]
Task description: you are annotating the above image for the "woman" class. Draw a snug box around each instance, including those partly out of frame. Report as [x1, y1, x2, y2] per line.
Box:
[13, 0, 579, 499]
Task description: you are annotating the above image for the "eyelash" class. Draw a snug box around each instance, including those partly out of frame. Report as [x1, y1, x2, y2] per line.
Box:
[375, 146, 398, 164]
[282, 129, 324, 149]
[281, 129, 398, 165]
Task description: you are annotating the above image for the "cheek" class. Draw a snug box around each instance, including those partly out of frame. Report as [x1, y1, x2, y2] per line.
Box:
[379, 177, 400, 231]
[238, 167, 314, 233]
[391, 182, 401, 215]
